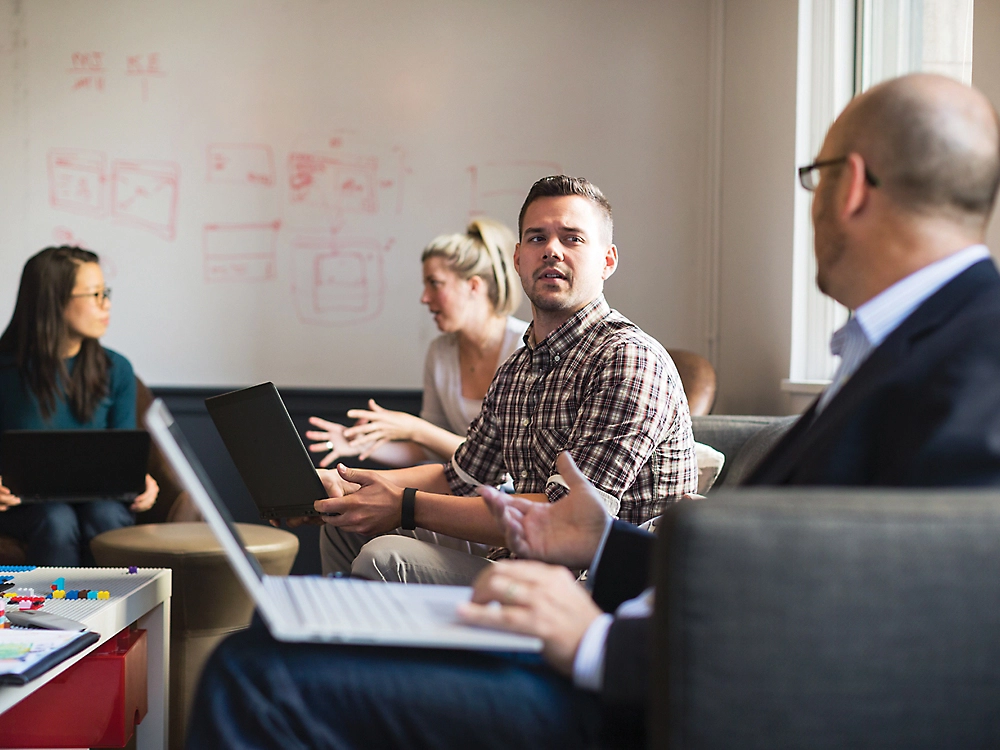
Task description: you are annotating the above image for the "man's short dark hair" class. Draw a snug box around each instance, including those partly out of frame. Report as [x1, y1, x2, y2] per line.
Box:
[517, 175, 613, 242]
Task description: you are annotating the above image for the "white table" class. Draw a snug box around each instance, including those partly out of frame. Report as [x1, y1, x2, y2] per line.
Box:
[0, 567, 171, 750]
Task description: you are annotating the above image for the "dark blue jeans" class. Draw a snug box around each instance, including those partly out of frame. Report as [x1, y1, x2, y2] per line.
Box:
[0, 501, 134, 566]
[187, 623, 601, 750]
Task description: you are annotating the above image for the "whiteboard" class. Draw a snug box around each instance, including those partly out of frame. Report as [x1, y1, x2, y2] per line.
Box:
[0, 0, 709, 388]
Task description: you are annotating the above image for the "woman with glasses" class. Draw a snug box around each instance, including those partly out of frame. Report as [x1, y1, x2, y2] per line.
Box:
[306, 218, 527, 470]
[0, 246, 158, 565]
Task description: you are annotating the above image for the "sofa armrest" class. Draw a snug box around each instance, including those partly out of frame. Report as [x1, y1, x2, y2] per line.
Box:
[651, 488, 1000, 748]
[691, 415, 796, 487]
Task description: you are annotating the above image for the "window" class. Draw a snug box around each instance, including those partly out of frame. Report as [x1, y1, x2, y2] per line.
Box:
[787, 0, 974, 391]
[858, 0, 974, 89]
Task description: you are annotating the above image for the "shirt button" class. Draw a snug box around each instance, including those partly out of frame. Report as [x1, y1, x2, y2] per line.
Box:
[520, 470, 528, 478]
[554, 355, 560, 362]
[522, 418, 530, 427]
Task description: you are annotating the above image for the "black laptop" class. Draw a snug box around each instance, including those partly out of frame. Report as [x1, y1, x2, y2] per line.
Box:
[205, 382, 328, 520]
[1, 430, 149, 502]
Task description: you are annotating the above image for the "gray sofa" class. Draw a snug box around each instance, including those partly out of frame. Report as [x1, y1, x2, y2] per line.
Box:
[692, 414, 797, 487]
[649, 487, 1000, 749]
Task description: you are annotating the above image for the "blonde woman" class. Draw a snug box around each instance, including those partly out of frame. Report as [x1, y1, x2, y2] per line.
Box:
[307, 218, 527, 467]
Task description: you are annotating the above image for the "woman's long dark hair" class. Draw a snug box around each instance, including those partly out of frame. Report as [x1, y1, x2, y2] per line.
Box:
[0, 246, 110, 422]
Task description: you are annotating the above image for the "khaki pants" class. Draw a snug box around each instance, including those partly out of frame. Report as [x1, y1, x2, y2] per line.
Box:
[320, 525, 493, 586]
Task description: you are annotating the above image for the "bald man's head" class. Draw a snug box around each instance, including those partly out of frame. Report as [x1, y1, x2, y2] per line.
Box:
[832, 74, 1000, 226]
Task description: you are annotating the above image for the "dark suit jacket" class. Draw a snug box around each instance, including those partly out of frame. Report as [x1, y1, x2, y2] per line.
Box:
[596, 258, 1000, 716]
[745, 258, 1000, 487]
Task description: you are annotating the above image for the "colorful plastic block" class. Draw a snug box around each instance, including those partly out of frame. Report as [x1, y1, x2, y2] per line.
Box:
[52, 590, 66, 599]
[127, 566, 138, 574]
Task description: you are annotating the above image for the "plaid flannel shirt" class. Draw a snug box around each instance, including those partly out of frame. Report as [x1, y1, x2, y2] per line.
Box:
[444, 296, 697, 525]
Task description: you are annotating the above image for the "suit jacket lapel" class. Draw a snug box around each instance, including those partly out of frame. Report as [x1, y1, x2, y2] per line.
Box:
[746, 259, 1000, 485]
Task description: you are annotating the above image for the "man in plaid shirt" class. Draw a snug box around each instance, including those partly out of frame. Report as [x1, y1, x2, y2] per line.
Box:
[316, 175, 697, 583]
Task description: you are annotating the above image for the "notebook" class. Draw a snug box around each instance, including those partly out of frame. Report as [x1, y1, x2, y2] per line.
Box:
[205, 382, 327, 520]
[1, 430, 149, 503]
[0, 628, 99, 685]
[145, 398, 541, 651]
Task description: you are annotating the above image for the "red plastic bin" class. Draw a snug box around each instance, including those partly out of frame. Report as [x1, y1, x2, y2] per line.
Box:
[0, 627, 148, 748]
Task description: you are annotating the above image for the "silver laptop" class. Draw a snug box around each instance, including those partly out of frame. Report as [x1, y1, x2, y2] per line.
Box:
[145, 398, 541, 652]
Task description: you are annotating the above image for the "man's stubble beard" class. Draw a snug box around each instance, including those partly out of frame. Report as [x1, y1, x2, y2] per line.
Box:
[813, 192, 847, 300]
[523, 275, 575, 313]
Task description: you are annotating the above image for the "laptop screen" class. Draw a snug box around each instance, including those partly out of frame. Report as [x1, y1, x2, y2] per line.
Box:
[204, 382, 327, 519]
[1, 430, 148, 500]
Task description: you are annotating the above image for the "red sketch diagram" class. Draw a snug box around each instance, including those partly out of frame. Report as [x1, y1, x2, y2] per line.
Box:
[203, 221, 281, 282]
[111, 160, 180, 241]
[468, 160, 563, 216]
[48, 149, 106, 217]
[291, 236, 390, 326]
[207, 144, 275, 186]
[283, 135, 410, 225]
[68, 52, 105, 92]
[125, 53, 165, 102]
[288, 154, 379, 213]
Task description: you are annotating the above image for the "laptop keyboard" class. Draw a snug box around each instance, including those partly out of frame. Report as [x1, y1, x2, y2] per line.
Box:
[278, 576, 434, 633]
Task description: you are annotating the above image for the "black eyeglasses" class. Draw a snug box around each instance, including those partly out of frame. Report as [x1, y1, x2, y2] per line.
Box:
[70, 288, 112, 304]
[798, 157, 880, 191]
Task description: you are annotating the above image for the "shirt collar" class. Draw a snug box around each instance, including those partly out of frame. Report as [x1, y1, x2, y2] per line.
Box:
[853, 244, 990, 348]
[525, 295, 611, 354]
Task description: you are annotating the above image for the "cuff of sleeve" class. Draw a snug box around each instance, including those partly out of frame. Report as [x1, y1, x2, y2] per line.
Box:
[572, 613, 614, 692]
[444, 455, 481, 496]
[616, 588, 654, 619]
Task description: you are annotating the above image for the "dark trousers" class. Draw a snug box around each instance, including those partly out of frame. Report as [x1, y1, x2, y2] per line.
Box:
[0, 501, 134, 566]
[187, 623, 601, 750]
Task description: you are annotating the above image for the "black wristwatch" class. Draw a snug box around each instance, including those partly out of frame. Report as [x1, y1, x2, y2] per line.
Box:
[401, 487, 417, 530]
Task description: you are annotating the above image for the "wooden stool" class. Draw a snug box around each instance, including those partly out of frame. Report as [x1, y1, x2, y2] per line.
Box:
[91, 522, 299, 750]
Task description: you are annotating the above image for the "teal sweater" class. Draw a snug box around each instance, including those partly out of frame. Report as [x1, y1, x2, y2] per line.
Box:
[0, 348, 136, 435]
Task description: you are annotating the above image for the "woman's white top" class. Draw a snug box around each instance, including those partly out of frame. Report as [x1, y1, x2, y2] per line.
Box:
[420, 316, 530, 441]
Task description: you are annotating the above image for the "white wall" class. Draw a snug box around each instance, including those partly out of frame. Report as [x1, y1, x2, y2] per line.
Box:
[714, 0, 801, 415]
[8, 2, 989, 411]
[0, 0, 713, 390]
[974, 0, 1000, 256]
